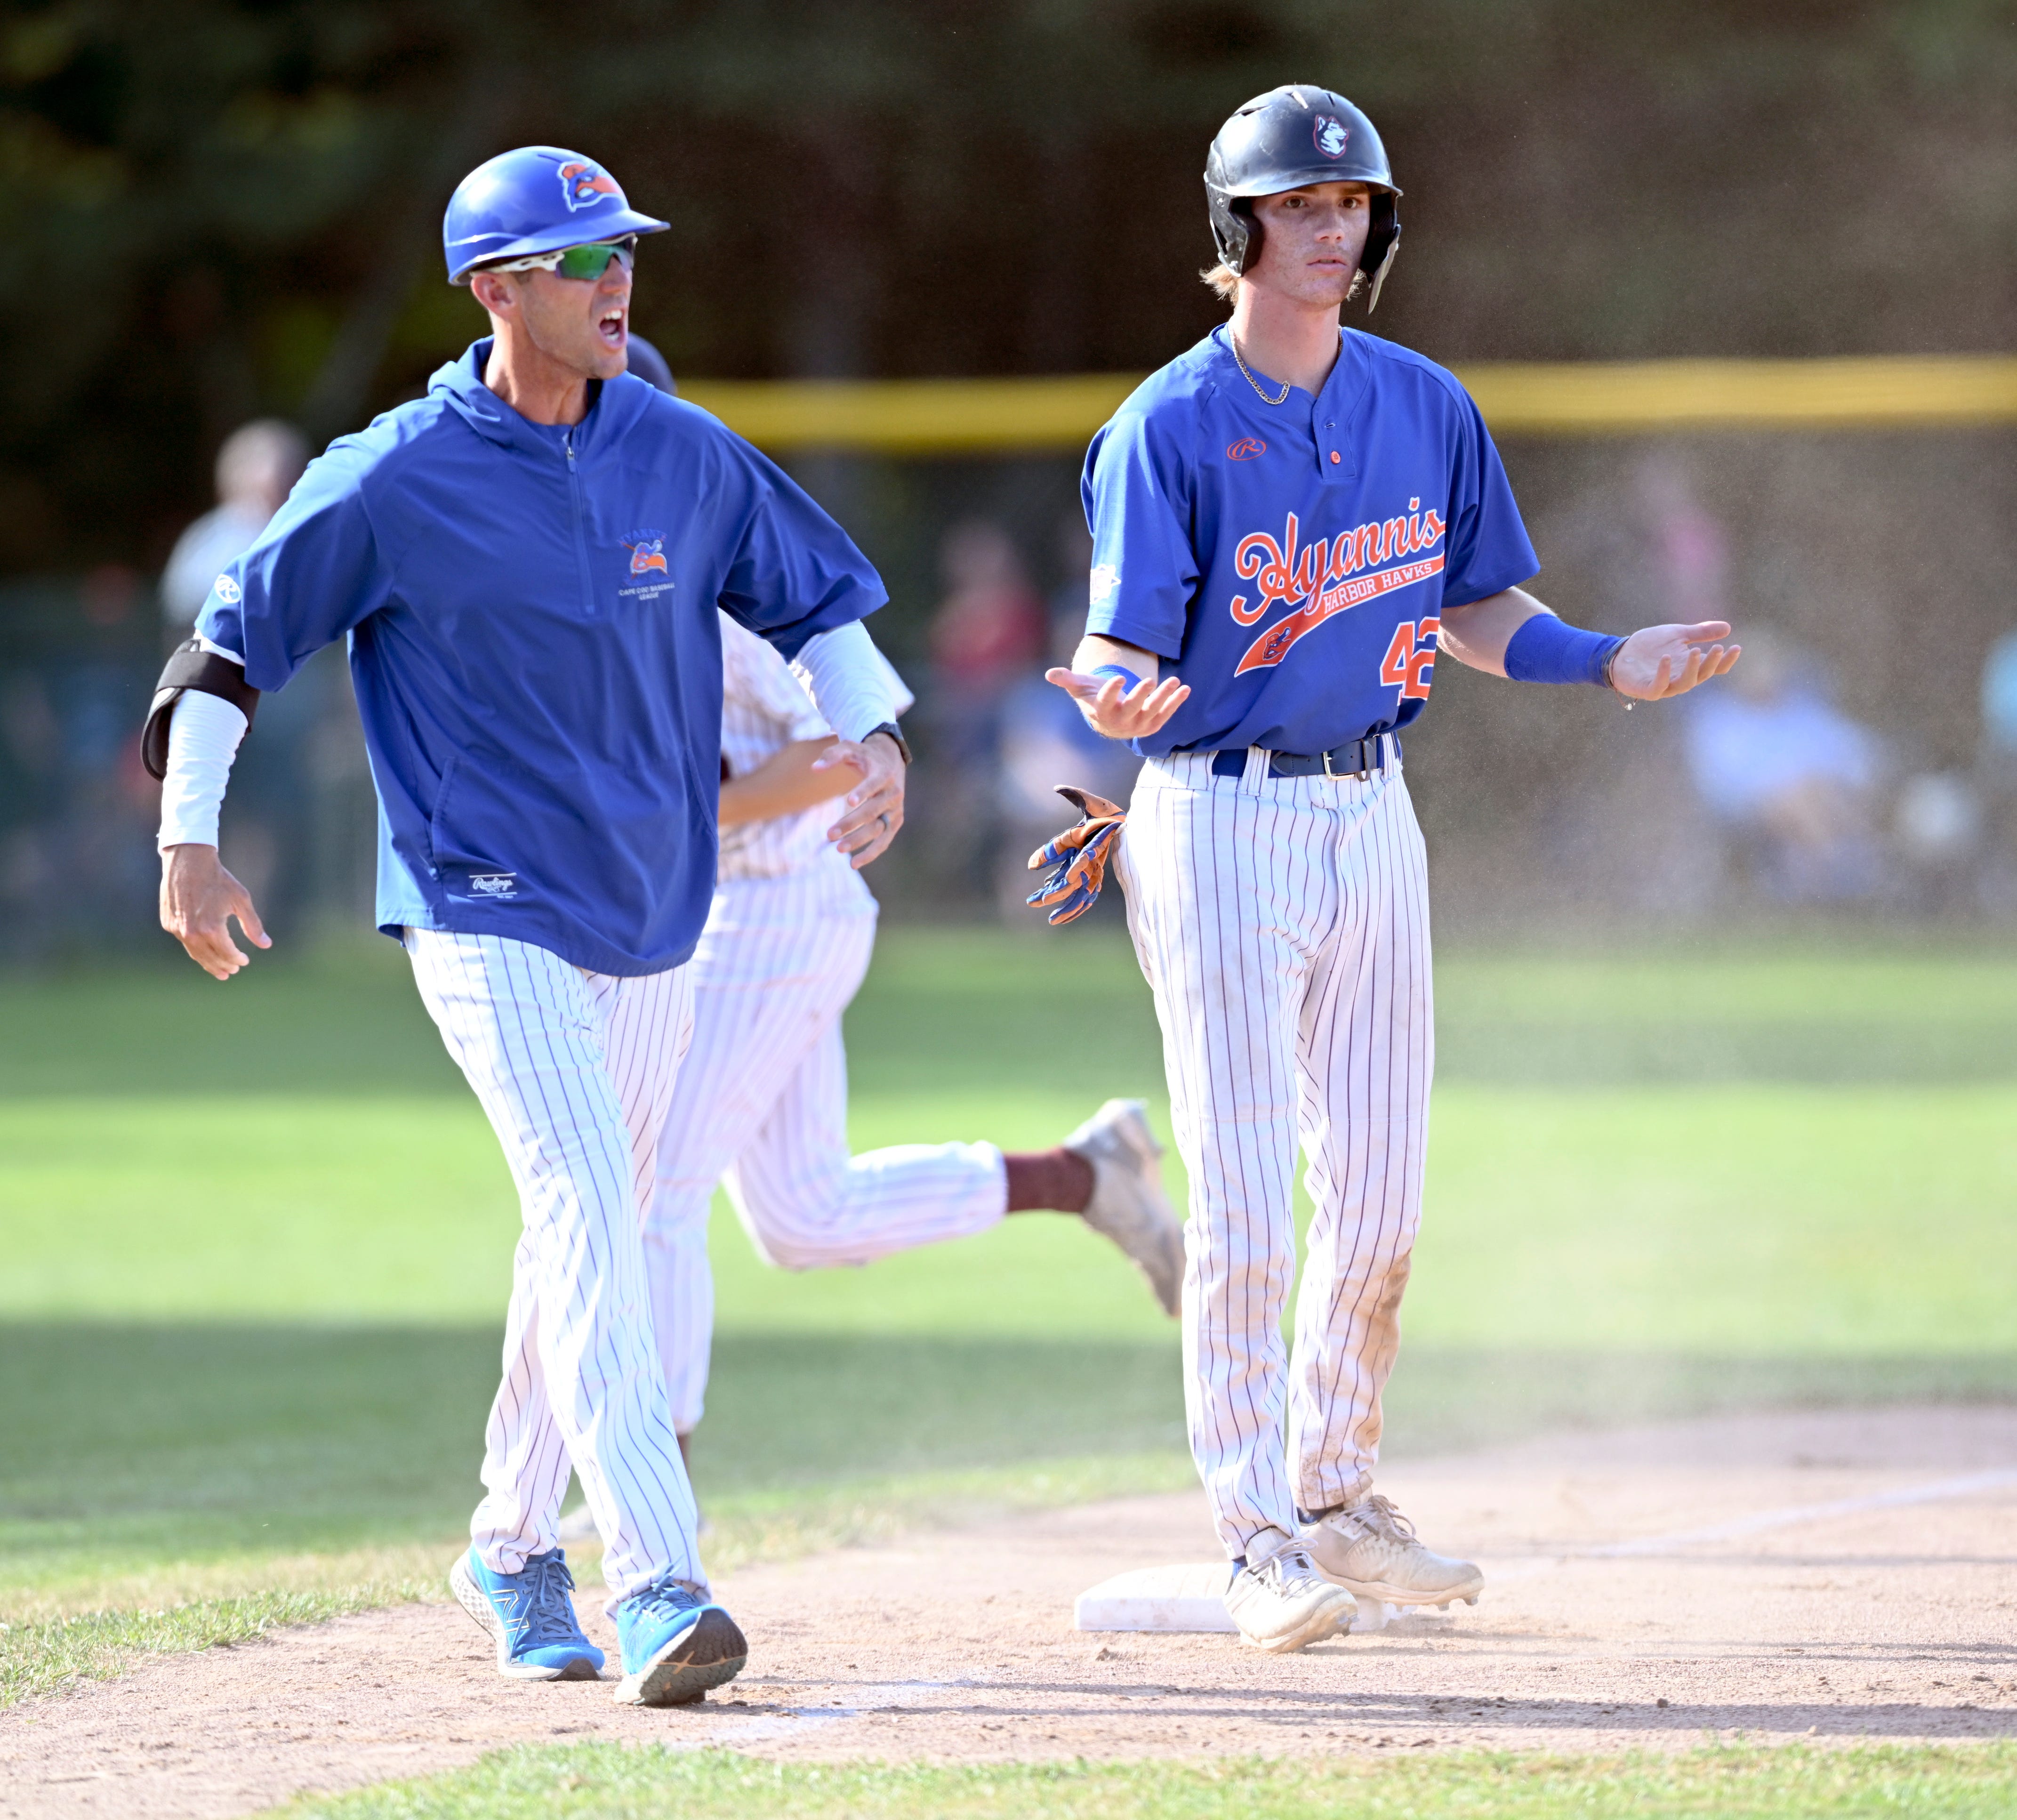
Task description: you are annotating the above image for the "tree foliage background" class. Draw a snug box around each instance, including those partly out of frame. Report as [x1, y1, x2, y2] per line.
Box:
[2, 0, 2012, 576]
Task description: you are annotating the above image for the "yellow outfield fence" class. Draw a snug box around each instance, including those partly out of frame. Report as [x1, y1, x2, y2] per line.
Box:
[676, 354, 2017, 455]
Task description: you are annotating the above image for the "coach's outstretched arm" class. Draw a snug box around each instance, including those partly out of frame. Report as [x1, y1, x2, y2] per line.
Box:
[1438, 585, 1740, 700]
[153, 672, 270, 980]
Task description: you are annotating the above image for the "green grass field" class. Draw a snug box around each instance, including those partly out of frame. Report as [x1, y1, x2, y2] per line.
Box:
[2, 927, 2016, 1807]
[275, 1742, 2017, 1820]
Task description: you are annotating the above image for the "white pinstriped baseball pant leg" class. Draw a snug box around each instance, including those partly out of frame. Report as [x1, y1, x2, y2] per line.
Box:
[643, 870, 1006, 1432]
[1115, 748, 1433, 1562]
[404, 928, 705, 1607]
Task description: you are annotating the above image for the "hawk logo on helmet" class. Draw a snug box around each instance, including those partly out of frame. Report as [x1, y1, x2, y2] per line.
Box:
[622, 533, 668, 576]
[558, 161, 622, 211]
[1313, 116, 1351, 159]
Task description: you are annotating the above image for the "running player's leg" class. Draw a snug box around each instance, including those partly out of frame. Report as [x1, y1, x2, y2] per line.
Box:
[1116, 755, 1334, 1562]
[725, 1000, 1006, 1272]
[406, 928, 702, 1603]
[642, 882, 879, 1431]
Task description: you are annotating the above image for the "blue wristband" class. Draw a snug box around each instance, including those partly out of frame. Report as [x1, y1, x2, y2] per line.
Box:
[1090, 663, 1143, 693]
[1503, 615, 1625, 687]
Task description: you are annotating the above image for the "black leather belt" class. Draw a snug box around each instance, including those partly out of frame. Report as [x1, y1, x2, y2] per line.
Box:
[1208, 733, 1400, 781]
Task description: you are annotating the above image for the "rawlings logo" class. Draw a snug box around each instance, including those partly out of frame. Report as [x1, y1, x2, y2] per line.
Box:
[468, 871, 518, 898]
[1227, 437, 1266, 461]
[1313, 115, 1351, 159]
[1228, 498, 1447, 674]
[558, 160, 622, 212]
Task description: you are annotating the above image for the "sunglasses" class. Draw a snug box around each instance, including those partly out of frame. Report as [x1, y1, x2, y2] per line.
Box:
[488, 237, 637, 281]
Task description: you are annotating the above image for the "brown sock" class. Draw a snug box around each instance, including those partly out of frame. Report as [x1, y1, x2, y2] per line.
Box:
[1004, 1146, 1095, 1214]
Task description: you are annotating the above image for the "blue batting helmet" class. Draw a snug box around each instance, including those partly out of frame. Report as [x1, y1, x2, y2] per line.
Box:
[1205, 86, 1402, 309]
[443, 146, 670, 285]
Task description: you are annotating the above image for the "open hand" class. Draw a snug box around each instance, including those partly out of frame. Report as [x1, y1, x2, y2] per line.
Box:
[160, 844, 270, 979]
[1045, 668, 1191, 741]
[815, 732, 904, 868]
[1612, 620, 1742, 701]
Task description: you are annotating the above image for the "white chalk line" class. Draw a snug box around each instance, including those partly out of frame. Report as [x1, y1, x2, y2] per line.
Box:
[1485, 1466, 2017, 1586]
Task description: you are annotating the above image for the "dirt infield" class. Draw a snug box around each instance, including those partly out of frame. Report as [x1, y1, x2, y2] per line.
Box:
[4, 1404, 2014, 1817]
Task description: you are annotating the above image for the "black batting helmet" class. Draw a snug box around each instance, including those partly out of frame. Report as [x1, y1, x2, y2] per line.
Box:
[1205, 85, 1402, 310]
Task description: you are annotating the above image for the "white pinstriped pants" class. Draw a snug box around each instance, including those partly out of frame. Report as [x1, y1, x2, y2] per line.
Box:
[1115, 749, 1433, 1562]
[404, 928, 705, 1607]
[643, 868, 1006, 1433]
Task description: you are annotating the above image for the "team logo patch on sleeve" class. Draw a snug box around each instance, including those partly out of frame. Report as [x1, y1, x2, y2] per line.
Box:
[213, 575, 242, 604]
[1088, 564, 1121, 606]
[1313, 116, 1351, 158]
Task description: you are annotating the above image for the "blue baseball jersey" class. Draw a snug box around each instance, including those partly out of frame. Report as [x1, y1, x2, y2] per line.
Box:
[197, 339, 884, 976]
[1082, 324, 1537, 758]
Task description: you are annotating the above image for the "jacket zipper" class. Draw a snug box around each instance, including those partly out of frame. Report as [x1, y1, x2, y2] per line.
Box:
[564, 428, 596, 617]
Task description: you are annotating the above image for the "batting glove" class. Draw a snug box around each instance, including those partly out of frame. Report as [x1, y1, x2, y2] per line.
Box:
[1026, 787, 1127, 926]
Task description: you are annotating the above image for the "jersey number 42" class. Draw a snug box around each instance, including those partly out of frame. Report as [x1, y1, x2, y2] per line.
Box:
[1380, 617, 1440, 701]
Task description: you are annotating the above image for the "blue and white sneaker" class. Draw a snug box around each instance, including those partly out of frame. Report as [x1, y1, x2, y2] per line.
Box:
[450, 1546, 605, 1682]
[612, 1574, 747, 1707]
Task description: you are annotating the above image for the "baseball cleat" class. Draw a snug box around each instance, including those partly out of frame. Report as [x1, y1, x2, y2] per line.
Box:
[1063, 1098, 1184, 1316]
[1222, 1540, 1357, 1652]
[612, 1574, 747, 1707]
[1298, 1493, 1485, 1608]
[450, 1546, 605, 1681]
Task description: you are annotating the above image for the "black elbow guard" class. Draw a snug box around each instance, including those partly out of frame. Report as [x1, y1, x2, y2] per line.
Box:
[141, 639, 262, 781]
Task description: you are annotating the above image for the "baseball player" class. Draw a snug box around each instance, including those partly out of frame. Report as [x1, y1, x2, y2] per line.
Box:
[1040, 86, 1739, 1651]
[146, 145, 913, 1706]
[635, 610, 1184, 1460]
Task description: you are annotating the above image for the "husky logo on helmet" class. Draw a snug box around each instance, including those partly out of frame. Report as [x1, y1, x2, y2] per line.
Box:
[1312, 115, 1351, 159]
[558, 161, 622, 212]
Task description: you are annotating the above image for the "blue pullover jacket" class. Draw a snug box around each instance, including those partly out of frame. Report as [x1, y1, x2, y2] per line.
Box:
[197, 340, 885, 974]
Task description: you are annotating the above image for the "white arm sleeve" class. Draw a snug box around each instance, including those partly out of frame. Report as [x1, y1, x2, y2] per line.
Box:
[789, 621, 900, 744]
[157, 688, 249, 851]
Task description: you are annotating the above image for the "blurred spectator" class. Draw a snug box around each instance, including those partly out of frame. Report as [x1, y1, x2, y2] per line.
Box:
[928, 520, 1047, 701]
[1894, 772, 1984, 870]
[1048, 514, 1095, 627]
[921, 520, 1047, 896]
[158, 418, 320, 931]
[1981, 630, 2017, 765]
[994, 514, 1140, 918]
[1681, 628, 1883, 902]
[1639, 455, 1731, 625]
[0, 636, 162, 960]
[160, 419, 308, 630]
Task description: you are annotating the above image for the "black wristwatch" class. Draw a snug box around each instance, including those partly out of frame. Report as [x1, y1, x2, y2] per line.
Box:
[865, 720, 911, 764]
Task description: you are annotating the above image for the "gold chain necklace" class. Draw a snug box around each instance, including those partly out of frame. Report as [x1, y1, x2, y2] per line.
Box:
[1229, 331, 1291, 407]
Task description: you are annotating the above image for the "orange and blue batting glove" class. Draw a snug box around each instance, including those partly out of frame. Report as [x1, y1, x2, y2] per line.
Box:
[1025, 787, 1127, 926]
